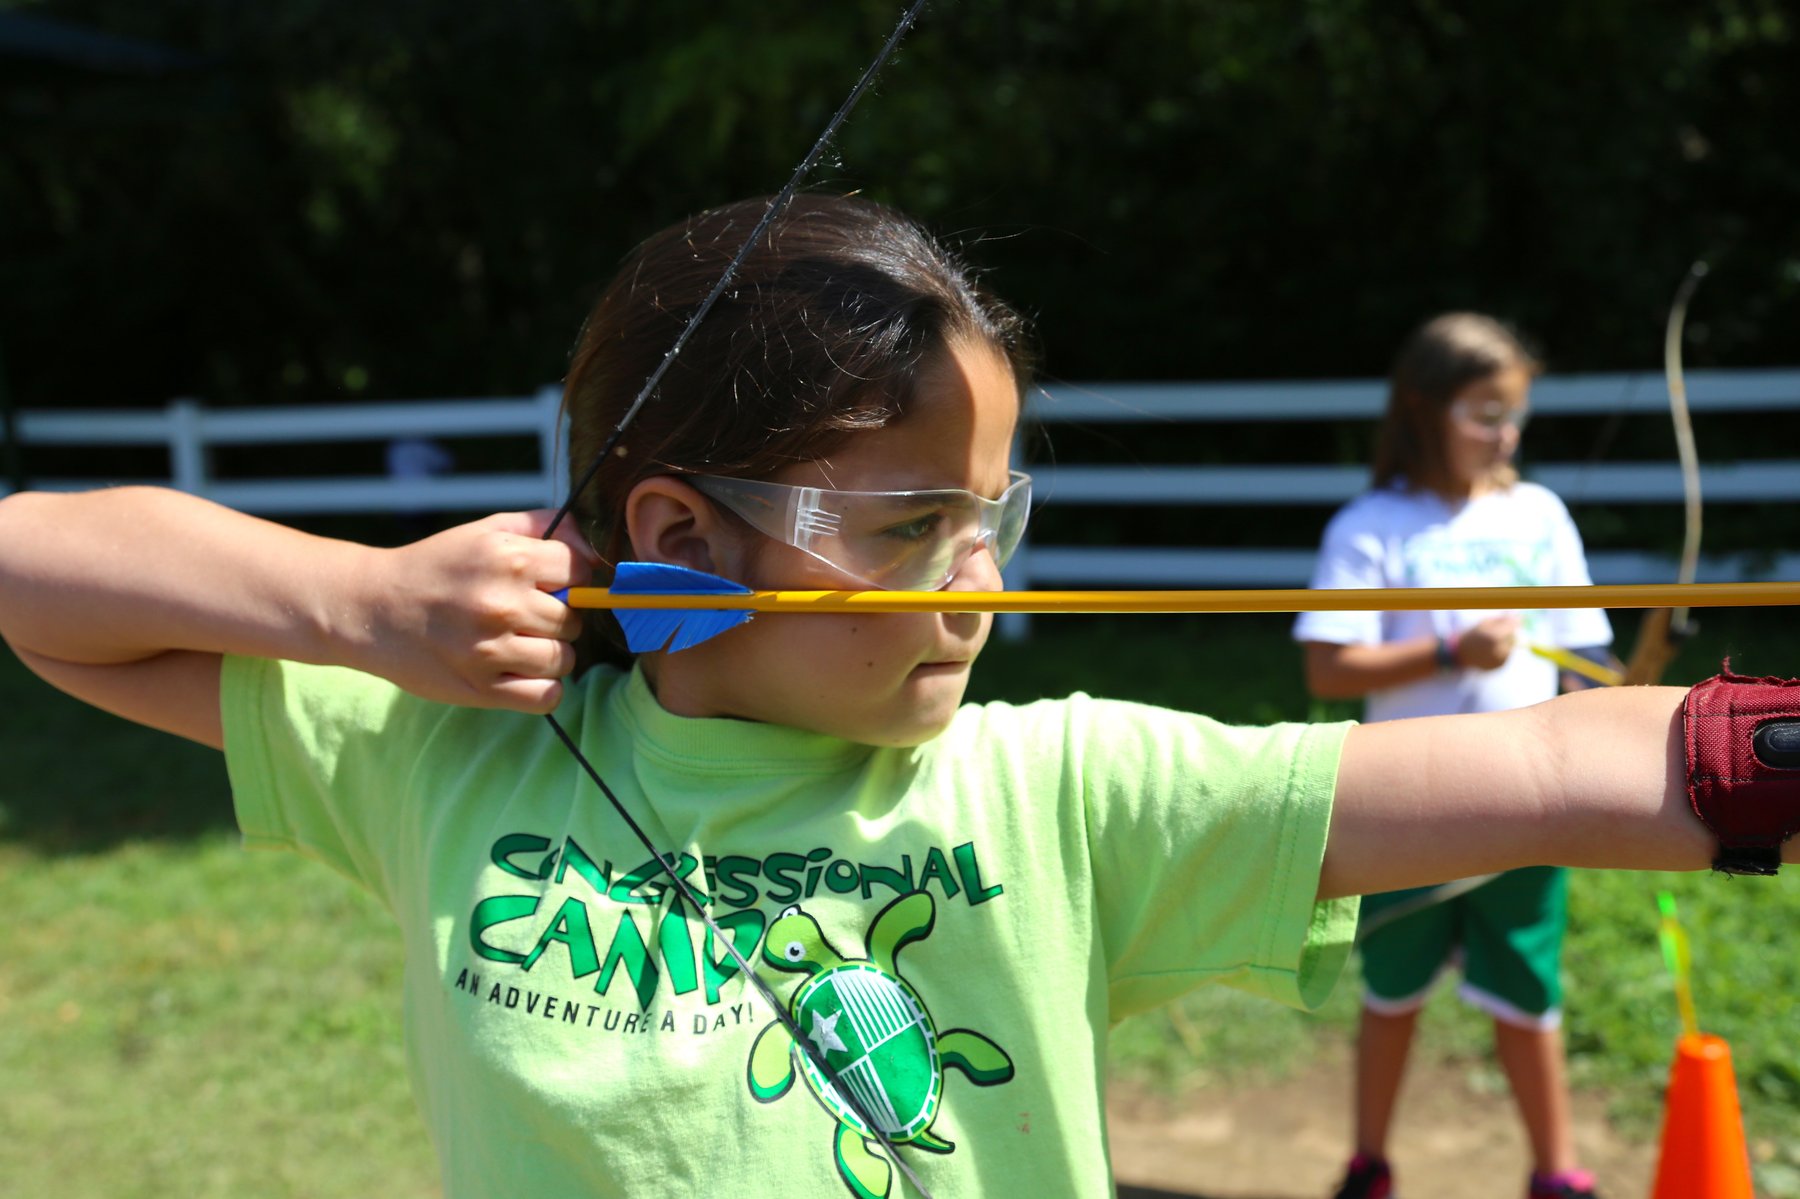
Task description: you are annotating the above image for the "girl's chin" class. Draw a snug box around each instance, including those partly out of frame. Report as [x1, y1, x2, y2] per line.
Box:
[880, 673, 971, 741]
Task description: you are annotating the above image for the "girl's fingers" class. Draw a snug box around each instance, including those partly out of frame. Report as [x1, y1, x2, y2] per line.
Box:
[454, 510, 597, 592]
[487, 509, 601, 570]
[515, 589, 586, 641]
[523, 634, 579, 680]
[396, 513, 595, 705]
[475, 520, 594, 636]
[489, 675, 565, 715]
[542, 512, 602, 569]
[483, 633, 578, 682]
[527, 529, 598, 587]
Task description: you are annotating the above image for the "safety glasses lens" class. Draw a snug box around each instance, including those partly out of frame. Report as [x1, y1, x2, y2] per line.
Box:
[991, 477, 1031, 568]
[693, 471, 1031, 591]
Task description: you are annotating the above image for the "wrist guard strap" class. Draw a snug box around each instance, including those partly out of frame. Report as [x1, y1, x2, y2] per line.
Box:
[1684, 667, 1800, 876]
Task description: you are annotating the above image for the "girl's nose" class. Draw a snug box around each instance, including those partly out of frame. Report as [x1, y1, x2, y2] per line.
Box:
[945, 536, 1004, 592]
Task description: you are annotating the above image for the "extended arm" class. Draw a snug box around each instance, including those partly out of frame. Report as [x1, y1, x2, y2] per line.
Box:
[0, 488, 595, 748]
[1302, 636, 1441, 699]
[1302, 614, 1520, 699]
[1318, 684, 1798, 898]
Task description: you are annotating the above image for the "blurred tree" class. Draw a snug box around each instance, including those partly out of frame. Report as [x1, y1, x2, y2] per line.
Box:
[1, 0, 1795, 553]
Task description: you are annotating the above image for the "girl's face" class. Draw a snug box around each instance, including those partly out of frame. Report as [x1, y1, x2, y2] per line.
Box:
[1441, 365, 1530, 495]
[643, 335, 1020, 746]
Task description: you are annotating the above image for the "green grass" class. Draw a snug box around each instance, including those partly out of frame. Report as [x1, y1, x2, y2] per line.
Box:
[4, 609, 1799, 1195]
[0, 656, 435, 1197]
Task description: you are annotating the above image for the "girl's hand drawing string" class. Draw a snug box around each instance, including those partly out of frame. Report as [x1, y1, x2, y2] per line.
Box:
[539, 5, 939, 1196]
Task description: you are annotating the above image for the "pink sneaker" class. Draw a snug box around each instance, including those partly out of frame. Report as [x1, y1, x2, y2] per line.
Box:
[1331, 1154, 1393, 1199]
[1529, 1168, 1598, 1199]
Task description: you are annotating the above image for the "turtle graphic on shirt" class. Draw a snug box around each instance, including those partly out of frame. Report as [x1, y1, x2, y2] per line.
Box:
[745, 890, 1015, 1199]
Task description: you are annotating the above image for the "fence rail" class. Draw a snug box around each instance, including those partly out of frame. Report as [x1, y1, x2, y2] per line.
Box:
[1028, 367, 1800, 420]
[1017, 368, 1800, 580]
[6, 369, 1798, 602]
[987, 367, 1800, 636]
[7, 387, 567, 514]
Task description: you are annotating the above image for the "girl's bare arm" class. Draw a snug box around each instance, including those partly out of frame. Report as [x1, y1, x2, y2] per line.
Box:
[1302, 638, 1441, 699]
[1302, 615, 1519, 699]
[0, 488, 595, 748]
[1317, 685, 1789, 898]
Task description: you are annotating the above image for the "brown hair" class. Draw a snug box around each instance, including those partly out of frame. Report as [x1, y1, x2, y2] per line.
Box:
[561, 193, 1034, 669]
[1371, 312, 1541, 494]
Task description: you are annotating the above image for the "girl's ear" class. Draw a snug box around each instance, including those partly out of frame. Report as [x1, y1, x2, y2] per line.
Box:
[622, 477, 753, 578]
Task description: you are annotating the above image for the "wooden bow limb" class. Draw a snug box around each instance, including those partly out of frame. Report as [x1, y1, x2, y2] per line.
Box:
[565, 579, 1800, 615]
[1623, 261, 1710, 686]
[1623, 605, 1685, 687]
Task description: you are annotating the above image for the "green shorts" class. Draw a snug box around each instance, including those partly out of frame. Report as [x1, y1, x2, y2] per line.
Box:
[1356, 866, 1568, 1029]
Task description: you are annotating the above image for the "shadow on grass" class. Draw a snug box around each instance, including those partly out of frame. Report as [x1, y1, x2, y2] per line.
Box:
[0, 654, 234, 853]
[1118, 1185, 1294, 1199]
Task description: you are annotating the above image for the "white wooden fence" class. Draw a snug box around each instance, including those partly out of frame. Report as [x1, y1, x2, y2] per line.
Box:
[5, 386, 568, 514]
[7, 370, 1798, 619]
[1016, 367, 1800, 590]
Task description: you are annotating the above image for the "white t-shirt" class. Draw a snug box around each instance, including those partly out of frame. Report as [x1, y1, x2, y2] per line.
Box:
[1293, 482, 1612, 722]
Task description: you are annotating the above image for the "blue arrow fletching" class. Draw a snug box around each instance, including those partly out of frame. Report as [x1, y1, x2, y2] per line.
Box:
[606, 562, 756, 653]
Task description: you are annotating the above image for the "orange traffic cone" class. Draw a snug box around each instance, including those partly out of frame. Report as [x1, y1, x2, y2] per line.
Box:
[1650, 1033, 1755, 1199]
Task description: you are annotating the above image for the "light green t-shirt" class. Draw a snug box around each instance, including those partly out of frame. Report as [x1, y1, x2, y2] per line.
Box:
[223, 657, 1354, 1199]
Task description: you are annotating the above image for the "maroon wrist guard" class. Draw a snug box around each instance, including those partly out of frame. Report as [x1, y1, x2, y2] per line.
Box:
[1684, 667, 1800, 876]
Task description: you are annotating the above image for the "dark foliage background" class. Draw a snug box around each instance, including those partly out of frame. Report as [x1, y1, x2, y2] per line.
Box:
[3, 0, 1796, 555]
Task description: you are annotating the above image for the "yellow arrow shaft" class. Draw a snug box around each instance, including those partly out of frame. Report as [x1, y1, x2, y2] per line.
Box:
[1529, 644, 1626, 687]
[565, 580, 1800, 615]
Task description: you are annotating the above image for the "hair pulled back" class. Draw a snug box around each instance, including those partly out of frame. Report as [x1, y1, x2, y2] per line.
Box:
[561, 193, 1033, 669]
[1371, 311, 1541, 494]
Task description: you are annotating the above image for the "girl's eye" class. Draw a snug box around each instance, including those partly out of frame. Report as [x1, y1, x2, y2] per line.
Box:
[879, 513, 944, 543]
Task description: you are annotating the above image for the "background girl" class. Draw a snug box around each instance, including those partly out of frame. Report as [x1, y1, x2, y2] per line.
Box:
[0, 200, 1782, 1199]
[1295, 313, 1614, 1199]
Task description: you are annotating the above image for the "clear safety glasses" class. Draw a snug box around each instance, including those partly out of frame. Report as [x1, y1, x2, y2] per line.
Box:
[689, 470, 1032, 592]
[1450, 396, 1531, 434]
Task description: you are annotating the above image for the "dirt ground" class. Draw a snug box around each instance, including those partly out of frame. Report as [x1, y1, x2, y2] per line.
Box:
[1107, 1046, 1657, 1199]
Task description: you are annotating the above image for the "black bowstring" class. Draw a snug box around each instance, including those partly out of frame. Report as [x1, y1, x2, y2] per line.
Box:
[546, 0, 932, 544]
[539, 4, 936, 1195]
[541, 720, 934, 1199]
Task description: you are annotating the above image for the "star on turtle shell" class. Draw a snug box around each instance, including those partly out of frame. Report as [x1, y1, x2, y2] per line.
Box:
[809, 1008, 849, 1056]
[745, 890, 1015, 1199]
